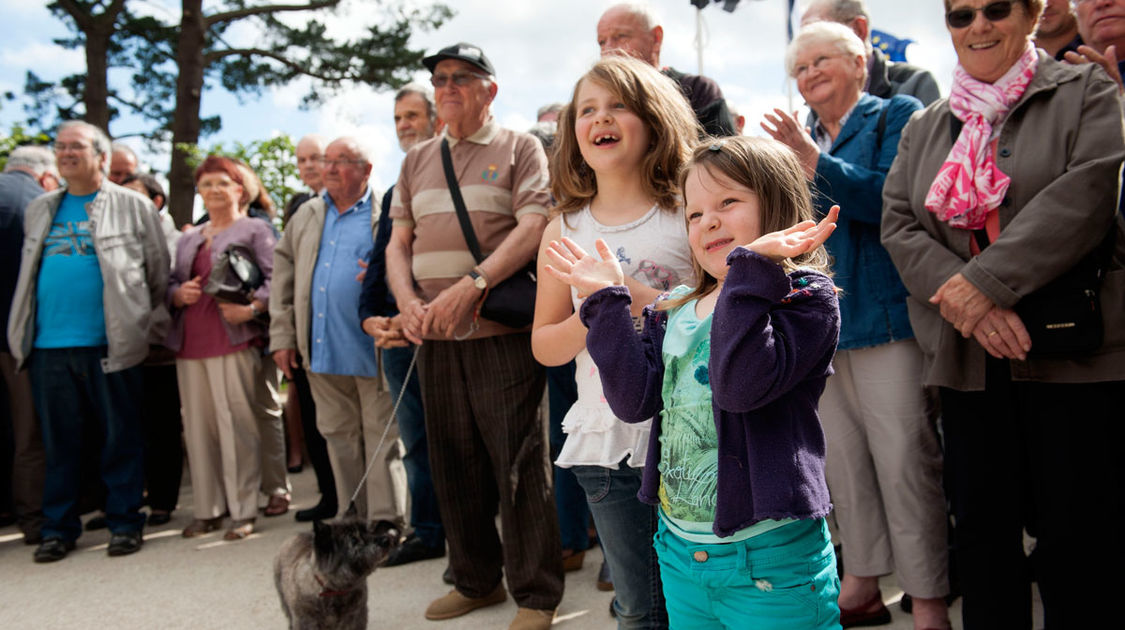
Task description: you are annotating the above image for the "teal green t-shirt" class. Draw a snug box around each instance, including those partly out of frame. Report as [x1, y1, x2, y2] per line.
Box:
[34, 192, 107, 349]
[657, 286, 793, 543]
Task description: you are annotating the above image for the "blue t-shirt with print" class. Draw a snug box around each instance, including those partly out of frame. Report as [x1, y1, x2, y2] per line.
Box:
[34, 192, 107, 348]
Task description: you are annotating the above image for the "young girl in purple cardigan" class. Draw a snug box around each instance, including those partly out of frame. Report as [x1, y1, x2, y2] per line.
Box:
[544, 136, 843, 629]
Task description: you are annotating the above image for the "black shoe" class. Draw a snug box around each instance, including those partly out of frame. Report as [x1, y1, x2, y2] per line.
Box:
[383, 534, 445, 567]
[899, 592, 960, 614]
[147, 511, 172, 526]
[85, 514, 108, 531]
[442, 564, 454, 585]
[33, 538, 75, 563]
[295, 502, 337, 523]
[107, 531, 143, 557]
[0, 512, 16, 527]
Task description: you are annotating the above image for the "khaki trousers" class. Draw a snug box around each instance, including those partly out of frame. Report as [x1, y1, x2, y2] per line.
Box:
[176, 349, 262, 521]
[0, 351, 45, 536]
[306, 371, 406, 523]
[254, 359, 290, 498]
[819, 339, 949, 598]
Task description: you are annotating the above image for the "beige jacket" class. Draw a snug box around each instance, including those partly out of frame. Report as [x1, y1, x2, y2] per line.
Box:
[268, 193, 380, 365]
[882, 53, 1125, 390]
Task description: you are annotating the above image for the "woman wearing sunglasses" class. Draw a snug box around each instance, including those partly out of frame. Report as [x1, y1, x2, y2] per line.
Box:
[883, 1, 1125, 628]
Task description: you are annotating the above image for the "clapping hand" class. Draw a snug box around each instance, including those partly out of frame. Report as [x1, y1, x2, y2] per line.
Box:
[543, 237, 624, 298]
[744, 205, 839, 263]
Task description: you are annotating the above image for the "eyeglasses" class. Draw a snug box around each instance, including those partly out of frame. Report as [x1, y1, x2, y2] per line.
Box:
[430, 71, 488, 89]
[793, 54, 844, 78]
[54, 142, 93, 153]
[946, 1, 1016, 29]
[317, 158, 366, 168]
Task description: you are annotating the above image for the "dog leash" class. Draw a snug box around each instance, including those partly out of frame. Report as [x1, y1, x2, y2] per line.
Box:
[345, 343, 418, 511]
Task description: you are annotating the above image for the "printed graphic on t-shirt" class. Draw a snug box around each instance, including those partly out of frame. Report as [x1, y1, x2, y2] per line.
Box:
[658, 335, 718, 523]
[615, 245, 682, 291]
[44, 218, 95, 257]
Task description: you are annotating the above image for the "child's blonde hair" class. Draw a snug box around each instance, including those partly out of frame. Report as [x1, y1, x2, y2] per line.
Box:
[550, 55, 700, 216]
[662, 136, 832, 310]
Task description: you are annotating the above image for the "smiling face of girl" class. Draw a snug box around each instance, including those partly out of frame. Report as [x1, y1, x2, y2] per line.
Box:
[573, 78, 651, 178]
[684, 164, 763, 283]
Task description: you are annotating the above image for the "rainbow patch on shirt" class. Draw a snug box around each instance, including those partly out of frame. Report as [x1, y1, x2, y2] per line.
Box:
[481, 164, 500, 182]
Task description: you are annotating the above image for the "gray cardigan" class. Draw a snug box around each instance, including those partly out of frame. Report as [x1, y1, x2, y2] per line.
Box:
[881, 52, 1125, 390]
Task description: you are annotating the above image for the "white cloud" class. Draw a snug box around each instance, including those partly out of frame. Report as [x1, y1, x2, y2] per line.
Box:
[0, 43, 86, 77]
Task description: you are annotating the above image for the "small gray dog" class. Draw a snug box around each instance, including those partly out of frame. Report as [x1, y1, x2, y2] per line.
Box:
[274, 517, 400, 629]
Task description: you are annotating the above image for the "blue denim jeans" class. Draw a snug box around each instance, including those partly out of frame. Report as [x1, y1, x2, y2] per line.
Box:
[382, 345, 443, 547]
[30, 347, 146, 542]
[573, 463, 666, 630]
[547, 362, 590, 552]
[655, 518, 841, 630]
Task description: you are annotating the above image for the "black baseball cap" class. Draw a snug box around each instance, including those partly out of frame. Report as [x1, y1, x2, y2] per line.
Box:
[423, 42, 495, 76]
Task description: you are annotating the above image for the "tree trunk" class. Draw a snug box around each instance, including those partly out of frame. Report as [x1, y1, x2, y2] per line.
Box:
[167, 0, 207, 227]
[83, 26, 111, 133]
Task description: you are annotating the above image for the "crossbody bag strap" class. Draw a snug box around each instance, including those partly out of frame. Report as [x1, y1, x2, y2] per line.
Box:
[441, 138, 485, 264]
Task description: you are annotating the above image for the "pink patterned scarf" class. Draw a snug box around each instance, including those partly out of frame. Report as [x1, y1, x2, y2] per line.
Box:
[924, 43, 1038, 230]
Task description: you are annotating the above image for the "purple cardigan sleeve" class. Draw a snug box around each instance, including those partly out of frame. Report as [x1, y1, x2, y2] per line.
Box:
[578, 286, 667, 424]
[710, 248, 840, 413]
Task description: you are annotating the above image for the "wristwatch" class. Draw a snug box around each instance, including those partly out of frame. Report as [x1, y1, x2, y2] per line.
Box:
[249, 303, 262, 317]
[468, 268, 488, 291]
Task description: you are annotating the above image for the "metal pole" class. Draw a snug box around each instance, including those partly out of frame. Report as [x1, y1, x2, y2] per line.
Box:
[696, 7, 705, 75]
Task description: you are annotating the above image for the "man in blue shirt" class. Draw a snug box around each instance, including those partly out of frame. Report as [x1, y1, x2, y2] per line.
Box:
[270, 137, 406, 529]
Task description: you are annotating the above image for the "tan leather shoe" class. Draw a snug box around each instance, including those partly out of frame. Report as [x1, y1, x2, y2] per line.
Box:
[424, 585, 506, 620]
[223, 518, 255, 540]
[181, 517, 222, 538]
[509, 607, 555, 630]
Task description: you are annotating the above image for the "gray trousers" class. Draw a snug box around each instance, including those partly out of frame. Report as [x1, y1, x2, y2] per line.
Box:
[0, 351, 45, 537]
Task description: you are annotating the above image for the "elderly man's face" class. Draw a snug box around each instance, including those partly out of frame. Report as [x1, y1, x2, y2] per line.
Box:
[55, 126, 105, 187]
[1074, 0, 1125, 51]
[1038, 0, 1077, 37]
[109, 149, 137, 184]
[433, 59, 493, 131]
[395, 92, 436, 152]
[597, 8, 659, 64]
[295, 138, 325, 191]
[322, 141, 371, 203]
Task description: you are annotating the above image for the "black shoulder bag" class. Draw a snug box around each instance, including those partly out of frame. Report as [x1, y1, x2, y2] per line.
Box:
[440, 139, 537, 329]
[950, 114, 1114, 356]
[203, 241, 265, 307]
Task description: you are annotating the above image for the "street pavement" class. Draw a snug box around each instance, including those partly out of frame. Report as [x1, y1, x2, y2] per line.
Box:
[0, 464, 1000, 628]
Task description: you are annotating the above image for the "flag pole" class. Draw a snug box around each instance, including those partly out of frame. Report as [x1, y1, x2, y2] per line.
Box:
[696, 7, 705, 75]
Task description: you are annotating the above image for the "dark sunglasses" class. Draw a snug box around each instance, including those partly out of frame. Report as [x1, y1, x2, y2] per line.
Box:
[946, 1, 1016, 29]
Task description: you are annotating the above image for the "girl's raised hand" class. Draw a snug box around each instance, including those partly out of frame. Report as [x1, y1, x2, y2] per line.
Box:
[743, 205, 839, 263]
[543, 237, 624, 298]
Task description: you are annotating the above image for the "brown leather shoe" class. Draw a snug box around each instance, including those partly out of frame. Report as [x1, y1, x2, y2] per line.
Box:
[839, 591, 892, 628]
[509, 607, 555, 630]
[263, 493, 290, 517]
[562, 549, 585, 572]
[424, 585, 506, 620]
[223, 519, 255, 540]
[181, 517, 223, 538]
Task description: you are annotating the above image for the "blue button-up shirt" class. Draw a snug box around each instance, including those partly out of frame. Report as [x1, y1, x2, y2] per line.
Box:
[309, 188, 379, 377]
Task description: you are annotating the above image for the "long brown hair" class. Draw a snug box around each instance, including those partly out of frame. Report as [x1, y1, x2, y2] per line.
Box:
[549, 55, 700, 217]
[661, 136, 832, 310]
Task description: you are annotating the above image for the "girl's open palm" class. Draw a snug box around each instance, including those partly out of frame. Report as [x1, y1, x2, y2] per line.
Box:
[745, 205, 839, 262]
[543, 237, 624, 298]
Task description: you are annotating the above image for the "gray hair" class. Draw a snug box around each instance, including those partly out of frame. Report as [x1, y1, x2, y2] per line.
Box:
[111, 141, 137, 160]
[395, 83, 438, 126]
[605, 2, 661, 30]
[5, 145, 57, 178]
[537, 102, 564, 120]
[329, 136, 374, 166]
[786, 21, 868, 81]
[57, 120, 112, 174]
[808, 0, 869, 25]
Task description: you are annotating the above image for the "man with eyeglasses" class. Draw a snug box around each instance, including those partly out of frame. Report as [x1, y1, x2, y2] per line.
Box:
[385, 43, 562, 630]
[802, 0, 942, 105]
[270, 136, 407, 534]
[0, 145, 57, 546]
[597, 3, 737, 136]
[8, 120, 170, 562]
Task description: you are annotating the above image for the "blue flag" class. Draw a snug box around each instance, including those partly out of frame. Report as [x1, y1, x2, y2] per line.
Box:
[871, 29, 914, 62]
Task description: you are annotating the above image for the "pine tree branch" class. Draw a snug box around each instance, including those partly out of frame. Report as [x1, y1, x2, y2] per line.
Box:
[206, 1, 338, 27]
[204, 48, 352, 82]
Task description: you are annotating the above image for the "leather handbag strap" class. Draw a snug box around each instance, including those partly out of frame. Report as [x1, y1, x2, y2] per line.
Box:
[440, 139, 485, 264]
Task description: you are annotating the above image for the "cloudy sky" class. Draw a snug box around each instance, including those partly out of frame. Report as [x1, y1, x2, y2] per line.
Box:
[0, 0, 959, 194]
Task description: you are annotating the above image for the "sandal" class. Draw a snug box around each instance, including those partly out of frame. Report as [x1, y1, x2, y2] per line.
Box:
[182, 517, 223, 538]
[264, 494, 290, 517]
[224, 519, 255, 540]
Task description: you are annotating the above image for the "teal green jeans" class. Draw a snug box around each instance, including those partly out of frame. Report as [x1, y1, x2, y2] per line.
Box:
[654, 517, 840, 629]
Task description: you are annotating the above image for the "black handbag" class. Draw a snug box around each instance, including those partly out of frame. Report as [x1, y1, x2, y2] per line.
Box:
[203, 242, 264, 306]
[440, 139, 537, 329]
[972, 229, 1113, 357]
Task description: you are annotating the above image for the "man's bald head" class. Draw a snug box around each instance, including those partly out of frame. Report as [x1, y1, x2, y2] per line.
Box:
[801, 0, 873, 52]
[597, 3, 663, 66]
[295, 134, 327, 192]
[109, 143, 139, 185]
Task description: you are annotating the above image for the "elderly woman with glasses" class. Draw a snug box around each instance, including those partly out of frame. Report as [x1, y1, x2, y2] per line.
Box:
[165, 156, 276, 542]
[763, 21, 949, 630]
[882, 1, 1125, 628]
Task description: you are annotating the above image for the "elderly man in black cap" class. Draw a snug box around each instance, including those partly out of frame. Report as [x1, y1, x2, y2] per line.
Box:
[384, 43, 562, 630]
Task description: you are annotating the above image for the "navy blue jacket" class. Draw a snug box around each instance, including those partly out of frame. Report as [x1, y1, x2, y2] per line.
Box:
[810, 93, 922, 350]
[358, 187, 397, 321]
[0, 170, 45, 353]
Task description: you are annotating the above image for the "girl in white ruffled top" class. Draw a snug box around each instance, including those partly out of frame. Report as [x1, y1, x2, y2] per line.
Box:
[531, 56, 698, 629]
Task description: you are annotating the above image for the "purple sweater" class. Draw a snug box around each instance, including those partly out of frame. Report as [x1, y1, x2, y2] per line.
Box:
[579, 248, 840, 537]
